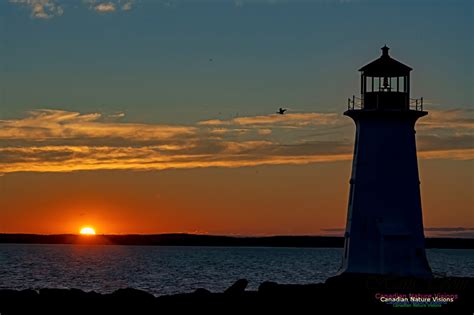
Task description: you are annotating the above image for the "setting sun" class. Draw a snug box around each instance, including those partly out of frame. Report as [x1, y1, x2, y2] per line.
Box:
[79, 227, 96, 235]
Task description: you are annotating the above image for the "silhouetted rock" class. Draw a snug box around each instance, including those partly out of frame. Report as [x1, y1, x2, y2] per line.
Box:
[111, 288, 155, 301]
[224, 279, 248, 294]
[19, 289, 38, 299]
[258, 281, 278, 293]
[194, 288, 212, 296]
[0, 276, 472, 314]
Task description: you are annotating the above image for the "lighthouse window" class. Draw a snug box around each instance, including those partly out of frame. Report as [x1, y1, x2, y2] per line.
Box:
[373, 77, 380, 92]
[381, 77, 391, 91]
[398, 76, 405, 92]
[364, 76, 408, 93]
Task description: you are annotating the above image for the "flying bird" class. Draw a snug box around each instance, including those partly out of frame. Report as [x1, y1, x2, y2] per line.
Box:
[276, 108, 287, 115]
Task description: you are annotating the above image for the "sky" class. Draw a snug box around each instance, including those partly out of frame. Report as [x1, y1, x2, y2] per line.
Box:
[0, 0, 472, 237]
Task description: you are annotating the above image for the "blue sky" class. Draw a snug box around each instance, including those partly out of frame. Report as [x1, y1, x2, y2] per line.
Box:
[1, 0, 472, 124]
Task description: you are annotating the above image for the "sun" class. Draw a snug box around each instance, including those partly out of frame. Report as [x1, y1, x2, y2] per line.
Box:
[79, 227, 96, 235]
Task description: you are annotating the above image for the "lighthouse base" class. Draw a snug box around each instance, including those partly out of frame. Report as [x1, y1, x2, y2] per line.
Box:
[338, 224, 432, 278]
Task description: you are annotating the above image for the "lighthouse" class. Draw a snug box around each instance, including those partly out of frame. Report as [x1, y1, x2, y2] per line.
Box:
[339, 46, 432, 277]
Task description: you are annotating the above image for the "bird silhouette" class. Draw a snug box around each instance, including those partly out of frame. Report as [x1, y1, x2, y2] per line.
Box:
[276, 108, 287, 115]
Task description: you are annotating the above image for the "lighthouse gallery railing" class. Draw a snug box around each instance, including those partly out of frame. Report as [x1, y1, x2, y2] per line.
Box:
[347, 95, 424, 111]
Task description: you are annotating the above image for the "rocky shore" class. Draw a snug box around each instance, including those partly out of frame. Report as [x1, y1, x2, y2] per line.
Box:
[0, 275, 472, 314]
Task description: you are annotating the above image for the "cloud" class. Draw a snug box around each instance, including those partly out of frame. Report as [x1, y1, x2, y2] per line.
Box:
[418, 149, 474, 161]
[198, 112, 344, 127]
[85, 0, 134, 13]
[411, 108, 474, 160]
[0, 109, 196, 142]
[9, 0, 64, 19]
[9, 0, 135, 18]
[0, 108, 472, 174]
[107, 112, 126, 119]
[258, 128, 272, 135]
[93, 2, 116, 12]
[121, 0, 133, 11]
[418, 109, 474, 131]
[209, 128, 249, 135]
[0, 109, 353, 174]
[417, 134, 474, 152]
[0, 145, 354, 173]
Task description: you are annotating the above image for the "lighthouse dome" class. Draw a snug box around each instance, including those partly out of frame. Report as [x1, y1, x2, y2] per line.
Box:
[359, 45, 412, 77]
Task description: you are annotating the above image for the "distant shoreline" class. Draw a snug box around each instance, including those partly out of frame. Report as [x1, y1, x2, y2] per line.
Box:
[0, 234, 473, 249]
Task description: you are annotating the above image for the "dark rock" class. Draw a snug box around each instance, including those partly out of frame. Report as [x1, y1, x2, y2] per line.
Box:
[224, 279, 248, 294]
[19, 289, 38, 298]
[0, 289, 39, 301]
[194, 288, 211, 296]
[111, 288, 155, 301]
[39, 288, 73, 298]
[0, 290, 38, 315]
[258, 281, 279, 293]
[1, 276, 473, 314]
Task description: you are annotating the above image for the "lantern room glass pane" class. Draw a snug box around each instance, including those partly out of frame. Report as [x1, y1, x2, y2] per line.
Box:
[390, 77, 396, 91]
[398, 76, 405, 92]
[365, 76, 372, 92]
[374, 77, 380, 92]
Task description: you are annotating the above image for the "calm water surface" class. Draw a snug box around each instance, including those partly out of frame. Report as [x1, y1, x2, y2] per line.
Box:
[0, 244, 472, 296]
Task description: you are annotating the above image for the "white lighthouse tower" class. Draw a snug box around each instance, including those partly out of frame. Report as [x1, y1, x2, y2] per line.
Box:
[339, 46, 432, 277]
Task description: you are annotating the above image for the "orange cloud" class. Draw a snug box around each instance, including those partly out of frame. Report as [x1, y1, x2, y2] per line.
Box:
[418, 109, 474, 131]
[0, 144, 353, 174]
[9, 0, 134, 19]
[93, 2, 116, 13]
[1, 145, 471, 174]
[0, 109, 196, 141]
[199, 112, 345, 127]
[258, 128, 272, 135]
[0, 108, 471, 174]
[418, 148, 474, 160]
[9, 0, 64, 19]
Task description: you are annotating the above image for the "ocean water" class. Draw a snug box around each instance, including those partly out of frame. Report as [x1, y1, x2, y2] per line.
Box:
[0, 244, 472, 296]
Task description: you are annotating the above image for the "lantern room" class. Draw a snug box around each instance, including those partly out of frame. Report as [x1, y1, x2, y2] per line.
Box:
[357, 45, 413, 110]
